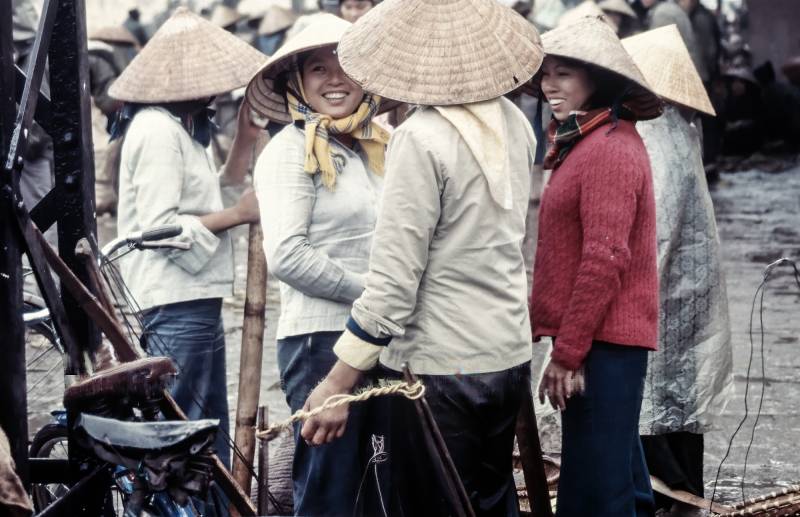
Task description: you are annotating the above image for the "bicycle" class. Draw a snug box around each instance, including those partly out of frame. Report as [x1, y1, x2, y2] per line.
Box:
[25, 225, 225, 516]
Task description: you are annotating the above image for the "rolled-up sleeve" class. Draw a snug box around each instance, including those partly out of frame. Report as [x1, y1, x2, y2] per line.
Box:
[254, 138, 365, 303]
[335, 128, 442, 368]
[128, 126, 220, 275]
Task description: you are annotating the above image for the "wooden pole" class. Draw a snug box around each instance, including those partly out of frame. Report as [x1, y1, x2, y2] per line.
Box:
[402, 364, 476, 517]
[256, 406, 270, 516]
[231, 222, 268, 494]
[515, 386, 554, 517]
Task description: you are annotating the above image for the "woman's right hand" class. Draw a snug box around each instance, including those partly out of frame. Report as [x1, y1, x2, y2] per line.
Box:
[235, 188, 260, 224]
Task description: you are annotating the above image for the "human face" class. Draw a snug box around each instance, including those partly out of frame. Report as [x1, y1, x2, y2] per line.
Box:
[340, 0, 372, 23]
[301, 46, 364, 118]
[539, 56, 596, 122]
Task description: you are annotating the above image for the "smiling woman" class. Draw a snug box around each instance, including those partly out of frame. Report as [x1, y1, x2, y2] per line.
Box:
[539, 57, 596, 121]
[244, 14, 390, 517]
[300, 47, 364, 119]
[531, 15, 663, 517]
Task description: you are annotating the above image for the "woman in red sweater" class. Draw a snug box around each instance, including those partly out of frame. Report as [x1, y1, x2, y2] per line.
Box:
[530, 17, 663, 517]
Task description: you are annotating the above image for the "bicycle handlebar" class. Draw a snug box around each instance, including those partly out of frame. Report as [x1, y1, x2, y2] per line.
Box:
[140, 224, 182, 243]
[101, 225, 185, 258]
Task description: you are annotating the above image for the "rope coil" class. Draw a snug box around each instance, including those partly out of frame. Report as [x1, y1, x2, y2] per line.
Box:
[257, 380, 426, 441]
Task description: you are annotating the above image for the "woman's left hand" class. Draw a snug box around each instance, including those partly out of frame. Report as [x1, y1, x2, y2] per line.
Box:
[538, 360, 583, 411]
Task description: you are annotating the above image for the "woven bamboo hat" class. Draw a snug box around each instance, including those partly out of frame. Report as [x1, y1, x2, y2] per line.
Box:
[540, 15, 660, 115]
[622, 25, 715, 115]
[210, 4, 245, 28]
[88, 26, 140, 47]
[109, 7, 267, 103]
[245, 14, 350, 123]
[597, 0, 637, 19]
[558, 1, 606, 28]
[336, 0, 544, 106]
[258, 6, 298, 36]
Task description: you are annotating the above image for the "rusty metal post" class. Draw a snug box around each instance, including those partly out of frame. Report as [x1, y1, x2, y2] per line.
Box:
[232, 223, 268, 494]
[47, 0, 101, 367]
[256, 406, 269, 515]
[0, 0, 28, 485]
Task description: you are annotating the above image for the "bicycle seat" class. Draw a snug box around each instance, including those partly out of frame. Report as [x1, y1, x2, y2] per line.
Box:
[75, 414, 218, 500]
[64, 356, 176, 406]
[75, 414, 218, 452]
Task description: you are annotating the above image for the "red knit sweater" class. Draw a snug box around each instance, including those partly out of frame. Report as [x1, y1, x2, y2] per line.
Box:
[530, 120, 658, 371]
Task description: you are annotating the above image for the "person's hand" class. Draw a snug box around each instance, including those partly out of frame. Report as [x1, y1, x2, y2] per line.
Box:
[234, 101, 263, 145]
[538, 360, 584, 411]
[235, 188, 260, 224]
[301, 361, 363, 446]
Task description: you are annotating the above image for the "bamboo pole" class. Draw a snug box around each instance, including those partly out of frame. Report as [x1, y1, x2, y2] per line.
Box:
[256, 406, 269, 515]
[232, 221, 269, 495]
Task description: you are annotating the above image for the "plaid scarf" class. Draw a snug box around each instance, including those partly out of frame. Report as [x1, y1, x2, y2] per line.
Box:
[543, 89, 662, 170]
[286, 72, 389, 189]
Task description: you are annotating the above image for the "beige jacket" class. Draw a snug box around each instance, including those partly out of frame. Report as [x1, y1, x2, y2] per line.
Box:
[338, 97, 537, 375]
[117, 107, 234, 311]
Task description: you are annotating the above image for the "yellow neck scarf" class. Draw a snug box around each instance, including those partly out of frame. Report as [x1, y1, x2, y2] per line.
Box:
[286, 73, 390, 189]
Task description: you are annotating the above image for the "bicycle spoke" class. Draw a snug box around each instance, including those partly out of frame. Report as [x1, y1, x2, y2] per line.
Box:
[26, 341, 56, 369]
[27, 359, 64, 394]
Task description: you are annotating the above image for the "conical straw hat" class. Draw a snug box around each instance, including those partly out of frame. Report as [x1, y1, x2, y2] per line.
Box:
[88, 26, 140, 47]
[210, 4, 244, 28]
[597, 0, 637, 19]
[109, 7, 267, 103]
[541, 15, 660, 114]
[558, 1, 606, 28]
[622, 25, 715, 115]
[245, 14, 350, 124]
[336, 0, 544, 106]
[258, 6, 298, 36]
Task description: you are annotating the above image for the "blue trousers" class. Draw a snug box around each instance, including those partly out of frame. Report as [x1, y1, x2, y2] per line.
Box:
[277, 331, 367, 517]
[556, 342, 655, 517]
[141, 298, 231, 468]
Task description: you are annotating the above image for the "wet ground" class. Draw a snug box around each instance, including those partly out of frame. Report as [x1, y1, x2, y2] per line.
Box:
[701, 160, 800, 504]
[24, 158, 800, 507]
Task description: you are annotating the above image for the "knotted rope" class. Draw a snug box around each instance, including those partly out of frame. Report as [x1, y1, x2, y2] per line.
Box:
[257, 380, 425, 441]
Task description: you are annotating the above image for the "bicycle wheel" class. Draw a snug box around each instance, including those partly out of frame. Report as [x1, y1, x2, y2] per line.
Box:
[29, 423, 69, 512]
[24, 298, 66, 433]
[29, 424, 127, 516]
